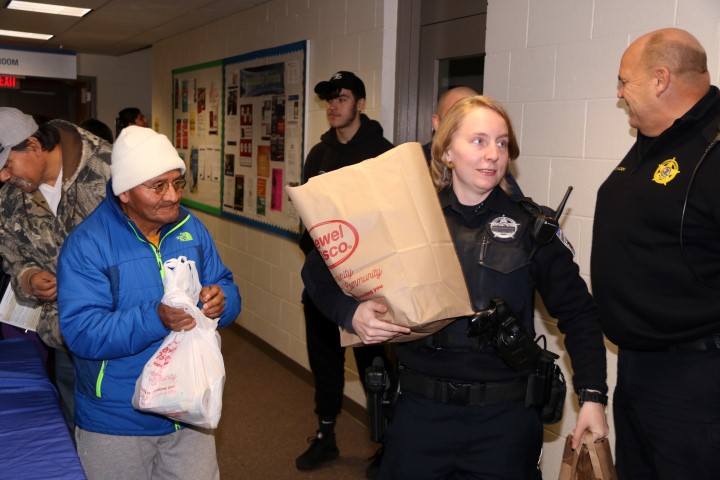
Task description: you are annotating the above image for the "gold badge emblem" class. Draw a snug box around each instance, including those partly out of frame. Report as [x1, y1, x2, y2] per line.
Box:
[652, 158, 680, 185]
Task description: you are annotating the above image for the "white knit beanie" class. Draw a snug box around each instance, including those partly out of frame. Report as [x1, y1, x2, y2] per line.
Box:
[111, 126, 186, 195]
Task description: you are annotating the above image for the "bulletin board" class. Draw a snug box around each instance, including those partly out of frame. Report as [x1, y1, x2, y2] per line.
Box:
[221, 41, 306, 239]
[172, 60, 224, 215]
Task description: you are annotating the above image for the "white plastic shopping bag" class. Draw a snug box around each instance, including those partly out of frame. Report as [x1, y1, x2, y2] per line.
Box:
[132, 256, 225, 429]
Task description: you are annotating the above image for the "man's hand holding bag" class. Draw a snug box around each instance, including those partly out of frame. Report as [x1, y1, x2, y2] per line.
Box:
[132, 257, 225, 429]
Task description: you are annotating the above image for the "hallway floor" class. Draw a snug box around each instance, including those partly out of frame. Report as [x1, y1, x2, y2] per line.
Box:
[215, 325, 377, 479]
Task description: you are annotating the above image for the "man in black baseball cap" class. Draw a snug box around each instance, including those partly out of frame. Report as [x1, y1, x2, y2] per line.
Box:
[314, 70, 366, 101]
[296, 71, 392, 479]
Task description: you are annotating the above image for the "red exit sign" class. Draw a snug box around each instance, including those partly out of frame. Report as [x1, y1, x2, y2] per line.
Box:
[0, 75, 19, 88]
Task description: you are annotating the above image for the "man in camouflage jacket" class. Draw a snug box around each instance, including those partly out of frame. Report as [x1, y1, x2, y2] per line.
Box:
[0, 107, 112, 431]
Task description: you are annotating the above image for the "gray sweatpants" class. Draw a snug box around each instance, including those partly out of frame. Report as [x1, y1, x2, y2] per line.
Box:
[76, 426, 220, 480]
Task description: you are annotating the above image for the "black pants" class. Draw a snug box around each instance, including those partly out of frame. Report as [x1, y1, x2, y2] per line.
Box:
[379, 392, 543, 479]
[614, 348, 720, 479]
[53, 347, 76, 434]
[303, 291, 389, 418]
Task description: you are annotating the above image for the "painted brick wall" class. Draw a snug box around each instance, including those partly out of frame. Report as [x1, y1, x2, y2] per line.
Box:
[485, 0, 720, 476]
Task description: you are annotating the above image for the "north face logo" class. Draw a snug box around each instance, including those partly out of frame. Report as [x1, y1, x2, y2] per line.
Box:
[176, 232, 193, 241]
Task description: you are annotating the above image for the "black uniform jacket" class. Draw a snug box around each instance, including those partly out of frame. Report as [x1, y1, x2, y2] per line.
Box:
[592, 86, 720, 350]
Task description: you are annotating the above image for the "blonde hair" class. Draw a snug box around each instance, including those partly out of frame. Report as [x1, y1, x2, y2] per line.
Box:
[430, 95, 519, 193]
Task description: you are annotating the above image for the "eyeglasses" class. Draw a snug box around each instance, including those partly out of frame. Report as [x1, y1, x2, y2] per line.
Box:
[140, 178, 186, 195]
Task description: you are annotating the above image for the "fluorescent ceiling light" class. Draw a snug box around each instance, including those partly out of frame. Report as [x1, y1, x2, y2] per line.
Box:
[7, 1, 91, 17]
[0, 29, 53, 40]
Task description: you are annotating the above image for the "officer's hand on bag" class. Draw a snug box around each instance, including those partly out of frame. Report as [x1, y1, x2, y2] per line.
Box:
[571, 402, 609, 450]
[158, 303, 197, 332]
[200, 284, 225, 319]
[352, 300, 411, 344]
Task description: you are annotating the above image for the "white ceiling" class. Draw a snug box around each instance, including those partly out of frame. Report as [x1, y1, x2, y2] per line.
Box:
[0, 0, 270, 56]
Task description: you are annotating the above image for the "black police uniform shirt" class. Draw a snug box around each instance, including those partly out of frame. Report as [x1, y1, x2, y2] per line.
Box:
[592, 85, 720, 350]
[302, 186, 607, 393]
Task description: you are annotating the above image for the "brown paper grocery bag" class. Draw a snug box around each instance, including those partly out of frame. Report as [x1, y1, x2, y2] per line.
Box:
[558, 433, 617, 480]
[286, 142, 473, 346]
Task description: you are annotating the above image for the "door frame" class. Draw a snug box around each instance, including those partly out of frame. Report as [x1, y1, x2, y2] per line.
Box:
[393, 0, 488, 145]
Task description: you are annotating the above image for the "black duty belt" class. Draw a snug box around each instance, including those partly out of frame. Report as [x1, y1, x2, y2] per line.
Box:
[412, 331, 490, 351]
[399, 368, 527, 406]
[668, 334, 720, 351]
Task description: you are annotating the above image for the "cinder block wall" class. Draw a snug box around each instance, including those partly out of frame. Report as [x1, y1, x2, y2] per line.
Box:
[484, 0, 720, 476]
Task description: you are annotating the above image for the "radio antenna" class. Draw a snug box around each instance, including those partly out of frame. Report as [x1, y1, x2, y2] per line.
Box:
[552, 186, 573, 220]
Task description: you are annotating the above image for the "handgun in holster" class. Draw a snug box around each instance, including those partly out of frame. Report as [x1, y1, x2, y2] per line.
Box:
[365, 356, 394, 443]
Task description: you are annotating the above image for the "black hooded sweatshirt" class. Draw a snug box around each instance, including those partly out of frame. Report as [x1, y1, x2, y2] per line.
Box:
[299, 113, 393, 254]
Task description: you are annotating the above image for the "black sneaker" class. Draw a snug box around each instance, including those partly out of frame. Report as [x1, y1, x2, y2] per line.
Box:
[295, 431, 339, 471]
[365, 446, 384, 479]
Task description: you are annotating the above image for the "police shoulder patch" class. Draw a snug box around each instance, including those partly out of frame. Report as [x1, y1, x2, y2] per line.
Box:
[556, 228, 575, 256]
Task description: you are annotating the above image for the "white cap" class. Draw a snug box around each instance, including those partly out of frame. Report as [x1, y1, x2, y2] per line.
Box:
[111, 126, 186, 195]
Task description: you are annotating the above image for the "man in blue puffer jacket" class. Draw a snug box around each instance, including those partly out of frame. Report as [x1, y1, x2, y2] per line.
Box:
[58, 126, 241, 480]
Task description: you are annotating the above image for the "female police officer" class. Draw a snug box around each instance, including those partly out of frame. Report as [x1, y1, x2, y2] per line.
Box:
[301, 96, 609, 479]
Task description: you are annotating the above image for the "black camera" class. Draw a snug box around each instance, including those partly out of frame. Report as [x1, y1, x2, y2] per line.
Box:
[467, 298, 541, 372]
[467, 299, 566, 423]
[493, 300, 543, 371]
